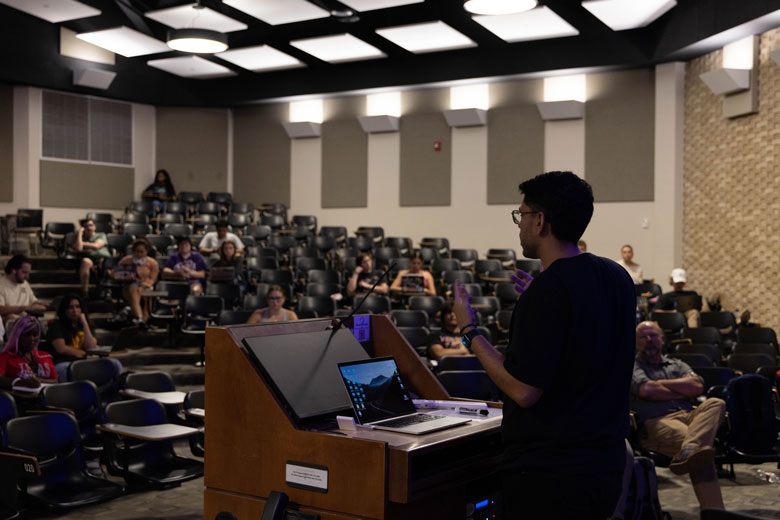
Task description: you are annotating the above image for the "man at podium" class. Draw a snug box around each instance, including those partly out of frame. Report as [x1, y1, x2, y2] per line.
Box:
[454, 171, 636, 518]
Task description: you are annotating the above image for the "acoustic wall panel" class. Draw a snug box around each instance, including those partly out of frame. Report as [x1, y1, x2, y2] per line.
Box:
[156, 107, 229, 194]
[400, 89, 451, 206]
[0, 83, 12, 202]
[322, 96, 367, 208]
[585, 69, 655, 202]
[40, 160, 133, 209]
[233, 103, 291, 206]
[487, 79, 544, 205]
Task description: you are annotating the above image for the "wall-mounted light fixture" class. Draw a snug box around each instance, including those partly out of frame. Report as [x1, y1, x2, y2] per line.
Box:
[359, 92, 401, 133]
[73, 68, 117, 90]
[699, 35, 758, 118]
[536, 74, 585, 120]
[444, 84, 488, 127]
[283, 99, 323, 138]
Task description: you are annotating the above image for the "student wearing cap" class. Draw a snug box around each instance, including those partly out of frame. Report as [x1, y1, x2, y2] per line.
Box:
[656, 268, 702, 327]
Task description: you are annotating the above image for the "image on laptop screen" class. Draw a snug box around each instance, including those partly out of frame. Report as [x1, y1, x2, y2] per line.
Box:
[339, 357, 417, 424]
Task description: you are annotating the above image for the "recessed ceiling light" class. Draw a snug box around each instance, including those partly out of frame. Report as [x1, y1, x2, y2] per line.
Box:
[472, 7, 579, 43]
[147, 55, 235, 78]
[145, 3, 247, 33]
[463, 0, 537, 16]
[376, 21, 476, 53]
[0, 0, 100, 23]
[76, 26, 170, 57]
[290, 33, 385, 63]
[218, 45, 304, 72]
[339, 0, 425, 11]
[223, 0, 329, 25]
[582, 0, 677, 31]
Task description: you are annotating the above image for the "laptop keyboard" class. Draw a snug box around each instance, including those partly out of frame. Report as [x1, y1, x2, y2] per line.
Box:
[378, 414, 442, 428]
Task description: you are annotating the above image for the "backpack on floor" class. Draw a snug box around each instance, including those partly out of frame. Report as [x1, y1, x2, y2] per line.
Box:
[725, 374, 776, 454]
[623, 456, 670, 520]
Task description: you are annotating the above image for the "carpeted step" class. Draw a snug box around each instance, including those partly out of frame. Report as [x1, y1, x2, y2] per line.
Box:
[29, 269, 81, 284]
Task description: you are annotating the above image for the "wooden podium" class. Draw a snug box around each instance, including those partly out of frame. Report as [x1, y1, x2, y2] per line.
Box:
[204, 315, 503, 520]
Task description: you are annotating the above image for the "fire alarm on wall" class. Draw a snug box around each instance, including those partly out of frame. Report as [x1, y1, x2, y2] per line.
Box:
[433, 141, 442, 151]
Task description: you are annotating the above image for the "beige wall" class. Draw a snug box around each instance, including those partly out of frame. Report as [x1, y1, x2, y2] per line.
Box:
[683, 28, 780, 330]
[156, 107, 228, 194]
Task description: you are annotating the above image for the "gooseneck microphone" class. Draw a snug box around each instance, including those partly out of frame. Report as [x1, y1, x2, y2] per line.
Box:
[329, 262, 396, 333]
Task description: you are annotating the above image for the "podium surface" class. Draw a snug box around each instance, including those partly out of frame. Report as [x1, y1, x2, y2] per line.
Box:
[204, 315, 502, 520]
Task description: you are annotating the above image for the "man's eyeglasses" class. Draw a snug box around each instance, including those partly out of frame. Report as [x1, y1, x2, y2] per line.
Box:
[511, 209, 540, 226]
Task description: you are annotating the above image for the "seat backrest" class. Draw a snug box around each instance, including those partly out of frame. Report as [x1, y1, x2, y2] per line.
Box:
[650, 311, 686, 333]
[725, 374, 777, 453]
[432, 258, 461, 275]
[206, 282, 241, 309]
[319, 226, 348, 242]
[397, 326, 430, 348]
[495, 282, 518, 305]
[185, 295, 224, 319]
[755, 365, 780, 385]
[308, 269, 341, 285]
[163, 202, 185, 215]
[355, 294, 390, 314]
[692, 366, 738, 391]
[669, 352, 714, 368]
[6, 412, 80, 458]
[185, 389, 205, 410]
[158, 213, 183, 225]
[676, 343, 720, 362]
[734, 343, 777, 359]
[515, 259, 542, 276]
[409, 296, 444, 318]
[179, 191, 204, 205]
[437, 356, 483, 371]
[106, 234, 133, 255]
[269, 235, 296, 252]
[245, 225, 272, 241]
[198, 201, 220, 215]
[228, 214, 250, 229]
[44, 221, 76, 239]
[635, 282, 663, 298]
[385, 237, 411, 256]
[218, 310, 253, 325]
[291, 215, 317, 231]
[700, 311, 737, 330]
[682, 326, 721, 346]
[727, 353, 776, 374]
[42, 381, 102, 435]
[737, 327, 778, 347]
[297, 295, 335, 317]
[69, 358, 120, 403]
[230, 202, 254, 215]
[469, 296, 500, 317]
[391, 309, 428, 328]
[106, 398, 167, 427]
[260, 269, 293, 286]
[474, 259, 502, 274]
[163, 223, 193, 236]
[442, 270, 474, 286]
[129, 201, 155, 216]
[146, 234, 174, 255]
[0, 390, 18, 436]
[126, 371, 176, 393]
[437, 370, 498, 401]
[87, 212, 113, 223]
[123, 223, 152, 237]
[261, 215, 285, 229]
[124, 211, 149, 225]
[306, 282, 341, 297]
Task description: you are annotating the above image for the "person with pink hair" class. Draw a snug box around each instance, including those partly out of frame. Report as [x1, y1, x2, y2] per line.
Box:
[0, 315, 57, 389]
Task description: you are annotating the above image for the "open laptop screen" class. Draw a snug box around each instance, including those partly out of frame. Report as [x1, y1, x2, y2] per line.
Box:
[338, 357, 417, 424]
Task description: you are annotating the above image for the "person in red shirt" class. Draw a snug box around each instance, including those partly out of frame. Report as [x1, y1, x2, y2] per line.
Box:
[0, 315, 57, 389]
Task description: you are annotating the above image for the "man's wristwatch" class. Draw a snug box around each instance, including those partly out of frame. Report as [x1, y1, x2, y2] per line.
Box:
[462, 328, 483, 348]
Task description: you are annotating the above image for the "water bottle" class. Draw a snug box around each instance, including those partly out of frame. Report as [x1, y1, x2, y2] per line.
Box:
[754, 469, 780, 483]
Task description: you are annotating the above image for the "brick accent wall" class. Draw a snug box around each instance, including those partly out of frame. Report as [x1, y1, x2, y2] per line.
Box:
[684, 28, 780, 329]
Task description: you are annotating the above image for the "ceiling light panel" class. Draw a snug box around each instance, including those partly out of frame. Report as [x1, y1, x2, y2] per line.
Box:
[0, 0, 100, 23]
[290, 99, 323, 123]
[77, 26, 170, 57]
[366, 92, 401, 116]
[223, 0, 329, 25]
[290, 34, 385, 63]
[339, 0, 424, 11]
[544, 74, 586, 102]
[145, 4, 247, 33]
[218, 45, 304, 72]
[376, 21, 476, 53]
[582, 0, 676, 31]
[147, 56, 235, 78]
[451, 84, 489, 110]
[472, 7, 578, 43]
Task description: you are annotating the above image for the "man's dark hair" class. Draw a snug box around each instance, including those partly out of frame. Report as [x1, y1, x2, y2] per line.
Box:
[175, 236, 191, 246]
[5, 254, 30, 274]
[216, 220, 229, 229]
[519, 171, 594, 244]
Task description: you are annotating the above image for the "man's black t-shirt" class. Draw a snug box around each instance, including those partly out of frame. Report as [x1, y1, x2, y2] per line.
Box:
[656, 290, 701, 312]
[502, 253, 636, 474]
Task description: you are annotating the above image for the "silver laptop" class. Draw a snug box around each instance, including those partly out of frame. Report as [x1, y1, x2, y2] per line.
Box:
[338, 357, 470, 435]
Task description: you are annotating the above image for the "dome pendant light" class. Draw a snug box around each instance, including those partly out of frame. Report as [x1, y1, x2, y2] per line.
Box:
[463, 0, 538, 15]
[167, 28, 228, 54]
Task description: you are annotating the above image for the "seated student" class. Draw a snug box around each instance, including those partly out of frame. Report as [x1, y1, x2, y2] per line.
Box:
[390, 252, 436, 296]
[46, 293, 98, 380]
[346, 253, 388, 297]
[199, 220, 245, 257]
[0, 315, 56, 390]
[246, 285, 298, 324]
[427, 301, 470, 360]
[142, 169, 176, 210]
[163, 236, 207, 295]
[117, 238, 159, 325]
[72, 218, 112, 296]
[617, 244, 643, 284]
[631, 321, 725, 511]
[656, 268, 701, 328]
[211, 241, 245, 287]
[0, 254, 46, 324]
